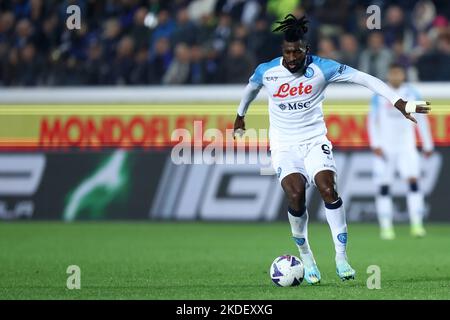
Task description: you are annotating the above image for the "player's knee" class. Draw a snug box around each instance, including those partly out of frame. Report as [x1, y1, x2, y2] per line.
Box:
[380, 185, 390, 196]
[286, 190, 305, 211]
[318, 185, 338, 203]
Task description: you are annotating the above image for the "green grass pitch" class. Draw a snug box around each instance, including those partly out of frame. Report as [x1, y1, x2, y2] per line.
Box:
[0, 222, 449, 300]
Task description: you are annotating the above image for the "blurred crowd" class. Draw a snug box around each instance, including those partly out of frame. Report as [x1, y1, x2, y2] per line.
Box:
[0, 0, 449, 86]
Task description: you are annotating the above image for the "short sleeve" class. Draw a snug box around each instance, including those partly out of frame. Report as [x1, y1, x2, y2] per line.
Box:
[249, 64, 265, 88]
[312, 56, 357, 83]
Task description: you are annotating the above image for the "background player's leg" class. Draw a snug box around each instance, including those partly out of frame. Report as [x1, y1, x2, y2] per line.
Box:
[376, 185, 395, 239]
[314, 170, 355, 280]
[398, 149, 426, 237]
[374, 154, 395, 239]
[281, 173, 320, 284]
[407, 177, 426, 237]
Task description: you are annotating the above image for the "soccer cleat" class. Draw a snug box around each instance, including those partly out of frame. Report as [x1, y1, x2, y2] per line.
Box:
[411, 224, 426, 238]
[380, 227, 396, 240]
[303, 264, 321, 285]
[336, 260, 356, 281]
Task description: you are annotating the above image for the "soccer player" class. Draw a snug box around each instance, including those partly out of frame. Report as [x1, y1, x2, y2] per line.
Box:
[233, 15, 431, 284]
[368, 63, 434, 240]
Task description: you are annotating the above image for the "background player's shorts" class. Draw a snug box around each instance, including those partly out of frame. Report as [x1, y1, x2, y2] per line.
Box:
[271, 135, 337, 185]
[373, 146, 421, 185]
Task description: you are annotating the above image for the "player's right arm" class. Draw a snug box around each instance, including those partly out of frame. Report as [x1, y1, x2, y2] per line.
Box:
[234, 64, 265, 138]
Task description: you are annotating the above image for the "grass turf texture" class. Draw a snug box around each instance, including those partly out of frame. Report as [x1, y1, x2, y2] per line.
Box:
[0, 222, 449, 300]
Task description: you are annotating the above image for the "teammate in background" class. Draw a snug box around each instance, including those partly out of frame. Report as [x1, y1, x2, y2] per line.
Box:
[368, 63, 434, 240]
[233, 15, 431, 285]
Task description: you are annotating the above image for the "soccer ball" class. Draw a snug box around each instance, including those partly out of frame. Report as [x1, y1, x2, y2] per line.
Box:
[270, 254, 304, 287]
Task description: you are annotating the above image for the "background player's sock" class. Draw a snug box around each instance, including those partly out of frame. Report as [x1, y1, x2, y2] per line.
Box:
[407, 191, 425, 227]
[288, 207, 316, 267]
[375, 195, 394, 230]
[324, 198, 348, 263]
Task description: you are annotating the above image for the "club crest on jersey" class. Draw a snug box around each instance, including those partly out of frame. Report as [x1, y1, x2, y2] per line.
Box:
[273, 82, 313, 98]
[304, 67, 314, 78]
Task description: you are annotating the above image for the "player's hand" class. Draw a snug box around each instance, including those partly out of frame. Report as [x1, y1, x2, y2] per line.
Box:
[233, 114, 246, 139]
[423, 150, 433, 158]
[372, 147, 384, 158]
[394, 99, 431, 124]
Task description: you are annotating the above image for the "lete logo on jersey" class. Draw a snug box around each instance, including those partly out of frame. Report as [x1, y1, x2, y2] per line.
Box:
[273, 82, 313, 98]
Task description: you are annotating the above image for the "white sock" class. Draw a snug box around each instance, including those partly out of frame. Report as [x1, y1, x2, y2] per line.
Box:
[287, 209, 316, 267]
[407, 191, 424, 226]
[324, 198, 348, 263]
[375, 195, 394, 229]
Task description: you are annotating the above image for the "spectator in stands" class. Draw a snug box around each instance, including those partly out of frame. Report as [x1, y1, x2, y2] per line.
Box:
[14, 18, 35, 49]
[102, 18, 122, 61]
[130, 47, 151, 84]
[149, 37, 172, 84]
[247, 16, 282, 65]
[216, 0, 262, 26]
[171, 7, 199, 47]
[111, 36, 136, 85]
[163, 42, 191, 85]
[218, 40, 254, 83]
[150, 9, 175, 51]
[131, 7, 152, 50]
[0, 11, 16, 45]
[82, 40, 109, 85]
[188, 0, 217, 23]
[195, 13, 216, 46]
[212, 13, 232, 54]
[337, 33, 359, 68]
[412, 0, 436, 33]
[317, 37, 339, 60]
[203, 44, 221, 83]
[392, 40, 411, 69]
[417, 30, 450, 81]
[16, 43, 43, 86]
[359, 32, 393, 80]
[0, 2, 448, 86]
[383, 5, 414, 50]
[189, 44, 207, 84]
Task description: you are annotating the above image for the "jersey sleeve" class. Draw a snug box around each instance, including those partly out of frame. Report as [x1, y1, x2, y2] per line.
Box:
[236, 82, 261, 117]
[248, 63, 266, 89]
[237, 63, 268, 117]
[313, 56, 357, 83]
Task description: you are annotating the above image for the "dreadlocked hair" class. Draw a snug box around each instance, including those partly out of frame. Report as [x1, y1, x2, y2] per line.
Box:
[273, 14, 308, 42]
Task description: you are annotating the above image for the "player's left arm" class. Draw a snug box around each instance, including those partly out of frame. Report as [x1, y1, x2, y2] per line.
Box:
[327, 63, 431, 123]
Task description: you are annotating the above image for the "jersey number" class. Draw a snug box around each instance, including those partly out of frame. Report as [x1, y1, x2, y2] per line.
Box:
[321, 144, 331, 155]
